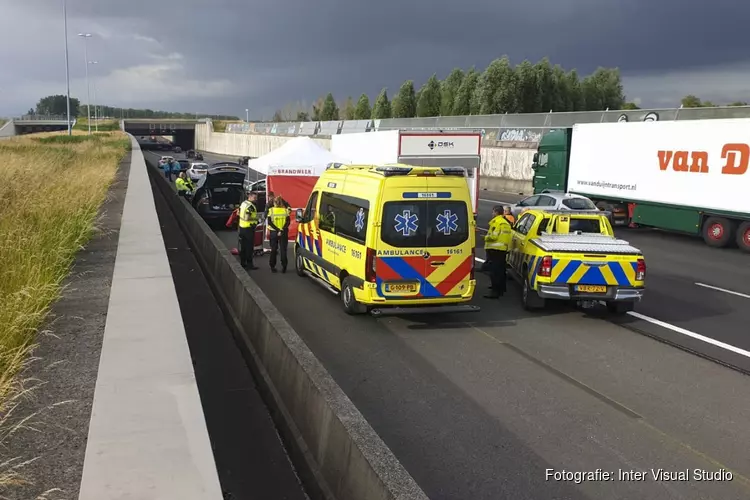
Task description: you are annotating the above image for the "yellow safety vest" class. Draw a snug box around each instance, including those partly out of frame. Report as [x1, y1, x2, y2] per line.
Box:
[238, 201, 258, 229]
[485, 215, 512, 251]
[175, 177, 189, 192]
[269, 206, 288, 231]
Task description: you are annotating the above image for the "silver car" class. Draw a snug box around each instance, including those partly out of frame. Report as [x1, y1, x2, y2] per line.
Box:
[510, 192, 599, 218]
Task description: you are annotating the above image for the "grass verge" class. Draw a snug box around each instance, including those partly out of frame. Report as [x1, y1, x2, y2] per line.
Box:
[73, 117, 120, 132]
[212, 120, 242, 132]
[0, 130, 129, 491]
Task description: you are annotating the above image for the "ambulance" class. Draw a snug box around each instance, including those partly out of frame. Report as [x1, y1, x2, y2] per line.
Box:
[293, 164, 481, 316]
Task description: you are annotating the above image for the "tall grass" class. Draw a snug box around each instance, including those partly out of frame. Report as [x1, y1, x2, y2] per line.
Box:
[0, 130, 128, 491]
[73, 117, 120, 132]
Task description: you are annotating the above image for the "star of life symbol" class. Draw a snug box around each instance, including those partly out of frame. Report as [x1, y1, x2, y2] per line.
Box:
[394, 210, 419, 236]
[354, 207, 365, 232]
[435, 209, 458, 235]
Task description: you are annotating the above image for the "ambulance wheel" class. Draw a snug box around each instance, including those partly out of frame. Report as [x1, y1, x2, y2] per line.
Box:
[702, 217, 734, 248]
[521, 275, 545, 311]
[341, 277, 366, 315]
[736, 222, 750, 253]
[606, 301, 634, 315]
[295, 247, 306, 277]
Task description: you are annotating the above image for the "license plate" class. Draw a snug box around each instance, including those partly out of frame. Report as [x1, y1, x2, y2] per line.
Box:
[576, 285, 607, 293]
[385, 283, 418, 293]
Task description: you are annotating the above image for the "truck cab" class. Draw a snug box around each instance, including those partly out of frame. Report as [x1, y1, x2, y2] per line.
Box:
[531, 128, 571, 194]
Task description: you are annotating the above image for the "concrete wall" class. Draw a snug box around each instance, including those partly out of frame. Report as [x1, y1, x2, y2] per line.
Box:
[147, 151, 429, 500]
[196, 123, 535, 194]
[0, 119, 16, 138]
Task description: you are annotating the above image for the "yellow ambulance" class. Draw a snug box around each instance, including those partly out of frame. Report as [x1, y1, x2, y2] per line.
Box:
[293, 164, 480, 316]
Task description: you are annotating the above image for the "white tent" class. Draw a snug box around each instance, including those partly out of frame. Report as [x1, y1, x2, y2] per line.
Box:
[247, 136, 349, 176]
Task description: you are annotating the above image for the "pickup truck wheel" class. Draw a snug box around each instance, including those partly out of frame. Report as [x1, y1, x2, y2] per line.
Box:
[521, 276, 545, 311]
[606, 301, 634, 315]
[702, 217, 734, 248]
[295, 247, 306, 277]
[736, 222, 750, 253]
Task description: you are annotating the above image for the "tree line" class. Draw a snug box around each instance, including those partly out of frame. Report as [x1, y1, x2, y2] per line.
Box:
[28, 95, 239, 120]
[680, 95, 748, 108]
[272, 56, 631, 122]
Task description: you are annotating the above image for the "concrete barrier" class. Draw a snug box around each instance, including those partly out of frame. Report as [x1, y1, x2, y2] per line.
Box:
[145, 154, 429, 500]
[196, 123, 534, 194]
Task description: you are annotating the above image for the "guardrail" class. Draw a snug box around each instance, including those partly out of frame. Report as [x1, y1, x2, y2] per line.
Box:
[15, 114, 72, 121]
[226, 105, 750, 140]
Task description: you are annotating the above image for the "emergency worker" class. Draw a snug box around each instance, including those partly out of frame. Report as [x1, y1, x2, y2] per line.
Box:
[503, 206, 515, 225]
[170, 158, 181, 179]
[175, 172, 191, 198]
[238, 192, 260, 269]
[484, 205, 513, 299]
[267, 197, 290, 273]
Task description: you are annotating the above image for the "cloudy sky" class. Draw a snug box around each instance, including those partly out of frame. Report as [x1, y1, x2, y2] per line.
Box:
[1, 0, 748, 119]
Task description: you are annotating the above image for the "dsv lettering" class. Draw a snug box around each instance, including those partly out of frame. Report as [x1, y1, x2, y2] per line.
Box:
[657, 143, 749, 175]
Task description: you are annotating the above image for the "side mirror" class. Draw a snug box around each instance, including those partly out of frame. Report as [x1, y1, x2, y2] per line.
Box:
[532, 153, 538, 163]
[296, 208, 304, 222]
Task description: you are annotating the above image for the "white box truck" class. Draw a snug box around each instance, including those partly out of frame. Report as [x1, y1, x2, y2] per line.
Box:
[530, 119, 750, 252]
[331, 130, 482, 215]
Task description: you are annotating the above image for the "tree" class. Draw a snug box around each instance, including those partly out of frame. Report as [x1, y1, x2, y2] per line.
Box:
[515, 60, 540, 113]
[565, 70, 584, 111]
[272, 110, 283, 122]
[392, 80, 417, 118]
[452, 67, 479, 115]
[371, 88, 391, 119]
[474, 56, 518, 114]
[680, 95, 702, 108]
[320, 93, 339, 120]
[353, 94, 371, 119]
[582, 68, 625, 111]
[440, 68, 464, 116]
[311, 96, 325, 120]
[534, 57, 557, 112]
[728, 101, 749, 106]
[35, 94, 80, 117]
[296, 111, 310, 121]
[340, 96, 356, 120]
[416, 74, 442, 117]
[551, 65, 568, 111]
[621, 102, 640, 110]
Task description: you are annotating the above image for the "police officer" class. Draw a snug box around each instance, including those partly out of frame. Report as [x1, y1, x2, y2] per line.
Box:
[175, 172, 191, 198]
[267, 196, 290, 273]
[484, 205, 513, 299]
[238, 192, 260, 270]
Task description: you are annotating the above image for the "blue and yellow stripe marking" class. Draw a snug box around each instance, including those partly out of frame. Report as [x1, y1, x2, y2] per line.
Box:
[547, 259, 638, 287]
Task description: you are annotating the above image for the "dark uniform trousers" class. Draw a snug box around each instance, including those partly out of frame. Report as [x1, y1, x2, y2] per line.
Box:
[486, 249, 507, 293]
[269, 230, 288, 270]
[239, 225, 256, 267]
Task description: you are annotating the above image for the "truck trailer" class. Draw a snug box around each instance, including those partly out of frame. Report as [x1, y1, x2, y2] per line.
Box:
[530, 119, 750, 253]
[331, 130, 482, 215]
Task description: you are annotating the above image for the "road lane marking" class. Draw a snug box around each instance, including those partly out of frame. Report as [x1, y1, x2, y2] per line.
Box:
[695, 282, 750, 299]
[474, 257, 485, 263]
[627, 311, 750, 359]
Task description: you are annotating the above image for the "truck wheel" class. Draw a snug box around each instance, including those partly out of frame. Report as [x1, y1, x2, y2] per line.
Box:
[736, 222, 750, 253]
[606, 301, 634, 315]
[521, 275, 545, 311]
[341, 277, 366, 315]
[295, 247, 306, 277]
[702, 217, 734, 248]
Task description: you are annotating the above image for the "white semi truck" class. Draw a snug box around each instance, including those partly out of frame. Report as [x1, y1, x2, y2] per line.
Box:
[531, 119, 750, 252]
[331, 130, 482, 215]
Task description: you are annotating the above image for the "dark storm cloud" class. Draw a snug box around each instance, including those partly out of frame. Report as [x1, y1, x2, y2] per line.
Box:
[2, 0, 749, 117]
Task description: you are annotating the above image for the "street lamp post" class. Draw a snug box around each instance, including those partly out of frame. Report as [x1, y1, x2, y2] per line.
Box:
[89, 60, 98, 132]
[245, 108, 249, 122]
[78, 33, 92, 134]
[63, 0, 72, 135]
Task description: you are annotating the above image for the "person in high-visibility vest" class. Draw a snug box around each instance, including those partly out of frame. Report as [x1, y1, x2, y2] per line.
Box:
[238, 192, 259, 269]
[484, 205, 513, 298]
[267, 196, 290, 273]
[175, 172, 191, 198]
[503, 206, 515, 225]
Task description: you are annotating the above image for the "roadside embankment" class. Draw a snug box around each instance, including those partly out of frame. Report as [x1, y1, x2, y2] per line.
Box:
[146, 154, 430, 500]
[195, 122, 535, 194]
[0, 131, 129, 492]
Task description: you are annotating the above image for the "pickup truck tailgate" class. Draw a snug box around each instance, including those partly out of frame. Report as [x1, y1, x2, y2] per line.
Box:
[531, 233, 642, 287]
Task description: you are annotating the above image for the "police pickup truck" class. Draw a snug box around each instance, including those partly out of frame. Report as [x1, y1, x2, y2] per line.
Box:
[507, 209, 645, 314]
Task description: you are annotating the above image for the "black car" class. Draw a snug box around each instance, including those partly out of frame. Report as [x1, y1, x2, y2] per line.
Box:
[174, 146, 182, 153]
[193, 164, 247, 224]
[177, 159, 190, 172]
[186, 150, 196, 158]
[195, 151, 203, 160]
[237, 156, 251, 166]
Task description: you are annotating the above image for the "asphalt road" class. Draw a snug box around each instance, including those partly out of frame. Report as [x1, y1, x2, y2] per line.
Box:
[152, 145, 750, 499]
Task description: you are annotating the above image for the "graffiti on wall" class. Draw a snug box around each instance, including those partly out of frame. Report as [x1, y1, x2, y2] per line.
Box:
[499, 128, 543, 142]
[617, 112, 659, 122]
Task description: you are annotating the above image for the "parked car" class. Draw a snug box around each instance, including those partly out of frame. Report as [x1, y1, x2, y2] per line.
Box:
[177, 159, 190, 172]
[509, 192, 600, 219]
[195, 151, 203, 160]
[186, 149, 196, 158]
[192, 163, 247, 224]
[174, 146, 182, 153]
[158, 156, 174, 168]
[187, 162, 210, 189]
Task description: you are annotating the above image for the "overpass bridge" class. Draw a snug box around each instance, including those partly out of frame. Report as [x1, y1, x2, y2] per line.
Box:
[1, 115, 74, 137]
[122, 118, 206, 150]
